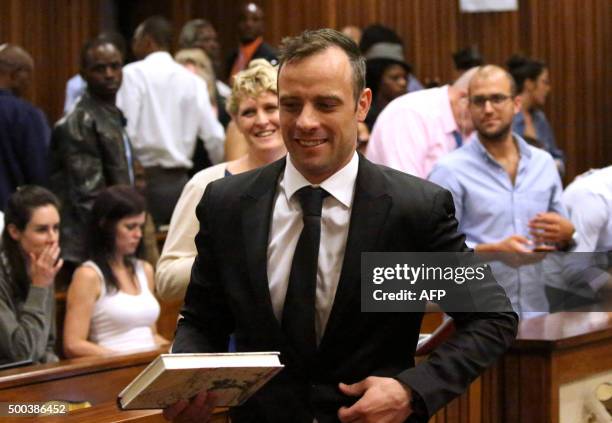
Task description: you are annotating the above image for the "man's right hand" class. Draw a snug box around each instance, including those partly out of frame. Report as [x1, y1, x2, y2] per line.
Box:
[162, 391, 217, 423]
[495, 235, 533, 253]
[475, 235, 548, 267]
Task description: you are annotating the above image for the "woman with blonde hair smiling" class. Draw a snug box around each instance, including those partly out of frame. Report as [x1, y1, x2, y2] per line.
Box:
[156, 59, 286, 302]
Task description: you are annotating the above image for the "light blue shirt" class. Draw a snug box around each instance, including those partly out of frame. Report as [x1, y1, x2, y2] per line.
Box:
[63, 74, 86, 115]
[429, 134, 567, 317]
[407, 74, 424, 93]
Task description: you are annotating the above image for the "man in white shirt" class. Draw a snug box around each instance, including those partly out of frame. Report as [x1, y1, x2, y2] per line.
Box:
[563, 166, 612, 252]
[166, 29, 517, 423]
[116, 16, 224, 225]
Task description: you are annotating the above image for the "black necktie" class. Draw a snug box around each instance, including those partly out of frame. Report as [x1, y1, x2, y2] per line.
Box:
[282, 186, 329, 359]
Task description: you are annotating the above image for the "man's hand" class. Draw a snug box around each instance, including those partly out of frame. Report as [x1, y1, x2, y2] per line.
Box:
[162, 391, 216, 423]
[337, 376, 412, 423]
[476, 235, 549, 267]
[529, 212, 574, 245]
[495, 235, 533, 253]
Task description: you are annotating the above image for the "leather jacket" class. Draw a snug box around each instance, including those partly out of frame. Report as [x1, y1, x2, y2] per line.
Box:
[50, 91, 134, 263]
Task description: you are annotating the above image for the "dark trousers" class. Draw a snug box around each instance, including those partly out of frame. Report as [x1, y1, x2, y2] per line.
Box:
[143, 166, 189, 227]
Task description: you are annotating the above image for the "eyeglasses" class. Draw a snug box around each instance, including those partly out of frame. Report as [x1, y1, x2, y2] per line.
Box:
[469, 94, 513, 108]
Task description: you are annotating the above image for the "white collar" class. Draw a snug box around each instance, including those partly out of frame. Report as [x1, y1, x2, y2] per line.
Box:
[143, 51, 173, 62]
[283, 152, 358, 209]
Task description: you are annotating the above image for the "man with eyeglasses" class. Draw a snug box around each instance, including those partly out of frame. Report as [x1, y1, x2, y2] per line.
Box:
[429, 65, 575, 318]
[0, 44, 50, 211]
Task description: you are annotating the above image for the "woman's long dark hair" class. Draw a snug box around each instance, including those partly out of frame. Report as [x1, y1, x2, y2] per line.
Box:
[88, 185, 145, 293]
[366, 58, 401, 101]
[1, 186, 60, 299]
[507, 54, 547, 93]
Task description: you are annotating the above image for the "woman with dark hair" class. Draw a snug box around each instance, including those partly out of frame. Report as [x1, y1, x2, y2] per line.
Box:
[364, 42, 410, 131]
[63, 185, 167, 357]
[0, 186, 62, 366]
[359, 24, 424, 94]
[507, 54, 565, 174]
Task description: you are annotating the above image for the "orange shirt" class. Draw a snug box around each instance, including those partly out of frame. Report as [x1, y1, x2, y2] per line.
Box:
[229, 37, 264, 80]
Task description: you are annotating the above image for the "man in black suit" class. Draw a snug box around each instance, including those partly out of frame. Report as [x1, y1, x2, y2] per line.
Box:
[226, 2, 278, 82]
[165, 29, 518, 423]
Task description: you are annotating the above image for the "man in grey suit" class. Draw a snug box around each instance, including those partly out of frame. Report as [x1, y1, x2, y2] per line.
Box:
[165, 29, 518, 423]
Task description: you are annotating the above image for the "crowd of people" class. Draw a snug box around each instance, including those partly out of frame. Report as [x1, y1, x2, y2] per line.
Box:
[0, 3, 610, 422]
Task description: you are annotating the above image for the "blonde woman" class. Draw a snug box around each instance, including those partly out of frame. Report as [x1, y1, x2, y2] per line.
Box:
[156, 59, 286, 301]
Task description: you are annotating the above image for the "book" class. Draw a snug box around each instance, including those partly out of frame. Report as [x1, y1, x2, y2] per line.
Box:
[117, 352, 284, 410]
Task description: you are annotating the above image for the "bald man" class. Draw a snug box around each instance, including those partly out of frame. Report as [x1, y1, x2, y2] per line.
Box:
[429, 65, 575, 317]
[366, 68, 478, 179]
[0, 44, 50, 210]
[226, 2, 278, 81]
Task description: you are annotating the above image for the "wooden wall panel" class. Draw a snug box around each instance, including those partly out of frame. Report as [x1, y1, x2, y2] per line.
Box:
[1, 0, 609, 179]
[0, 0, 103, 123]
[246, 0, 609, 181]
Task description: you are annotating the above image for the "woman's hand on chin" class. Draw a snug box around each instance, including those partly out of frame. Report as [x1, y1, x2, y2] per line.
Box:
[30, 243, 63, 287]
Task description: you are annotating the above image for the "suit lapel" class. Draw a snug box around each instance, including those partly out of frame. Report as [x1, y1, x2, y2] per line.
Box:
[241, 158, 286, 323]
[319, 156, 392, 350]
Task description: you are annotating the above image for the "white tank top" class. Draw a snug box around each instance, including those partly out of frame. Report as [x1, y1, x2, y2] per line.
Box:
[84, 260, 160, 353]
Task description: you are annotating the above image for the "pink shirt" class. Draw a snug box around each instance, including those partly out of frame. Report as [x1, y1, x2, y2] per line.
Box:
[365, 85, 465, 179]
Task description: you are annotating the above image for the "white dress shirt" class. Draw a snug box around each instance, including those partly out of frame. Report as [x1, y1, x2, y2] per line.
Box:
[563, 166, 612, 252]
[116, 51, 225, 168]
[267, 152, 358, 343]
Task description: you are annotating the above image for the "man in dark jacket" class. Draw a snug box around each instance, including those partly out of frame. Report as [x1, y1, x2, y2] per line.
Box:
[0, 44, 50, 211]
[226, 2, 278, 82]
[50, 39, 134, 266]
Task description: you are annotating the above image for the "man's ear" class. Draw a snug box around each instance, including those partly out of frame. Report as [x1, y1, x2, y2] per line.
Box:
[513, 94, 522, 114]
[356, 87, 372, 122]
[6, 223, 21, 242]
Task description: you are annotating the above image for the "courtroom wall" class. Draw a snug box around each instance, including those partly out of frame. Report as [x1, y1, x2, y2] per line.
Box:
[1, 0, 609, 180]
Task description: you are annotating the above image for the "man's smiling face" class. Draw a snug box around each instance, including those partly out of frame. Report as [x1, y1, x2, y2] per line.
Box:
[278, 46, 371, 184]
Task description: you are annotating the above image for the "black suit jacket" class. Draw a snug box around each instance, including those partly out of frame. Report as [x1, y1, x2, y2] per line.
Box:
[173, 155, 518, 423]
[225, 41, 278, 81]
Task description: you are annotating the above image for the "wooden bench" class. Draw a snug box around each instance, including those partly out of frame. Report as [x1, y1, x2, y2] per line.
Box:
[0, 347, 167, 404]
[0, 347, 229, 422]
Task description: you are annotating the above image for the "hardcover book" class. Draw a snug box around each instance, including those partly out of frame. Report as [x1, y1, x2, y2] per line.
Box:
[118, 352, 283, 410]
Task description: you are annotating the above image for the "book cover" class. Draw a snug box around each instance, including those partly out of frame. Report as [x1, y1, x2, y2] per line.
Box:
[118, 352, 283, 410]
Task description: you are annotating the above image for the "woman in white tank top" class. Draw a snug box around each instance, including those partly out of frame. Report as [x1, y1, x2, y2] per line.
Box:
[63, 186, 169, 357]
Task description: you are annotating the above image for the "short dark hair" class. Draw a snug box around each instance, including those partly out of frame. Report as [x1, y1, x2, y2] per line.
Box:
[359, 24, 403, 54]
[80, 39, 121, 70]
[506, 54, 547, 92]
[453, 45, 484, 71]
[88, 185, 146, 293]
[278, 28, 365, 103]
[1, 186, 60, 298]
[139, 16, 173, 49]
[97, 31, 127, 59]
[178, 19, 212, 49]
